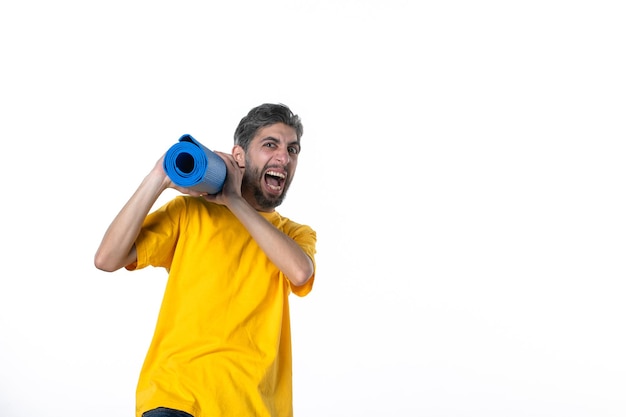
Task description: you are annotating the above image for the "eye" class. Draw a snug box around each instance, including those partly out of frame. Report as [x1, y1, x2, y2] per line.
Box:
[288, 146, 300, 155]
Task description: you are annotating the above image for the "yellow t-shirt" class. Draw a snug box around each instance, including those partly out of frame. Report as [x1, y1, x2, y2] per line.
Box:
[128, 196, 316, 417]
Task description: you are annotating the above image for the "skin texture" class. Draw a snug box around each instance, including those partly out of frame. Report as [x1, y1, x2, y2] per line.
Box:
[94, 122, 313, 286]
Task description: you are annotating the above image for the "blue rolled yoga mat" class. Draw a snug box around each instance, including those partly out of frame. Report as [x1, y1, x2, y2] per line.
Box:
[163, 134, 227, 195]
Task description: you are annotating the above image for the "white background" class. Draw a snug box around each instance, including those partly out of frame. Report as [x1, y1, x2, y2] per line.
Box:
[1, 1, 625, 416]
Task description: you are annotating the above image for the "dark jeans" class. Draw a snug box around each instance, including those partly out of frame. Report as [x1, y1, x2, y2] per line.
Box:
[142, 407, 194, 417]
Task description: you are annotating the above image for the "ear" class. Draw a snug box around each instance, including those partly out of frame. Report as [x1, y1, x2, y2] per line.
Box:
[232, 145, 245, 167]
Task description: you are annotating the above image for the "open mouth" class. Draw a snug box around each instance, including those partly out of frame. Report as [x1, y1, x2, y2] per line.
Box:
[264, 170, 286, 193]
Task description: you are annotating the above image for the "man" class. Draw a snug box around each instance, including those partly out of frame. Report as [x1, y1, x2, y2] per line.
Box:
[94, 103, 316, 417]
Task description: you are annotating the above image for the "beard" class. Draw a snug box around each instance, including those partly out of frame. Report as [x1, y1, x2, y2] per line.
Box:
[242, 160, 292, 210]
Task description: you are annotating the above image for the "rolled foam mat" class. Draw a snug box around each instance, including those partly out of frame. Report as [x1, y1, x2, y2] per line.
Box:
[163, 134, 227, 195]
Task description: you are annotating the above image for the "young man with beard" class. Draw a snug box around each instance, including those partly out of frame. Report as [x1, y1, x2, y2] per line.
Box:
[94, 103, 316, 417]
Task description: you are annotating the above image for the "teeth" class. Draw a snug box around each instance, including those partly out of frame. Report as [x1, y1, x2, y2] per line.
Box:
[267, 170, 285, 179]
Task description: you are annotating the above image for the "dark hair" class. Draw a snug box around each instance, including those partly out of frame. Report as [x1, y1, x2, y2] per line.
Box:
[234, 103, 303, 150]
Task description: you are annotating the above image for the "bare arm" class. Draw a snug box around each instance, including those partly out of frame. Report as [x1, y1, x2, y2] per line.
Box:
[94, 155, 207, 272]
[228, 197, 314, 286]
[205, 152, 314, 287]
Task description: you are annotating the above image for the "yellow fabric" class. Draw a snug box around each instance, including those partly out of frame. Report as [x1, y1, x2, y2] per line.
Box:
[128, 196, 316, 417]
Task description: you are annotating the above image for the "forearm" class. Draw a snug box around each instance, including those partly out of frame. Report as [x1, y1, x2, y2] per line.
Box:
[228, 197, 314, 286]
[94, 170, 170, 272]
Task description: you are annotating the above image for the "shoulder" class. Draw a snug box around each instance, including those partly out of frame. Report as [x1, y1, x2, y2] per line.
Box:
[158, 196, 231, 223]
[273, 211, 317, 243]
[168, 195, 224, 212]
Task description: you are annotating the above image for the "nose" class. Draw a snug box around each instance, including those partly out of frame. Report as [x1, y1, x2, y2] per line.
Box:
[275, 147, 290, 165]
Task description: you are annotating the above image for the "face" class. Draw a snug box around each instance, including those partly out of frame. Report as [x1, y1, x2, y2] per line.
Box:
[238, 123, 300, 211]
